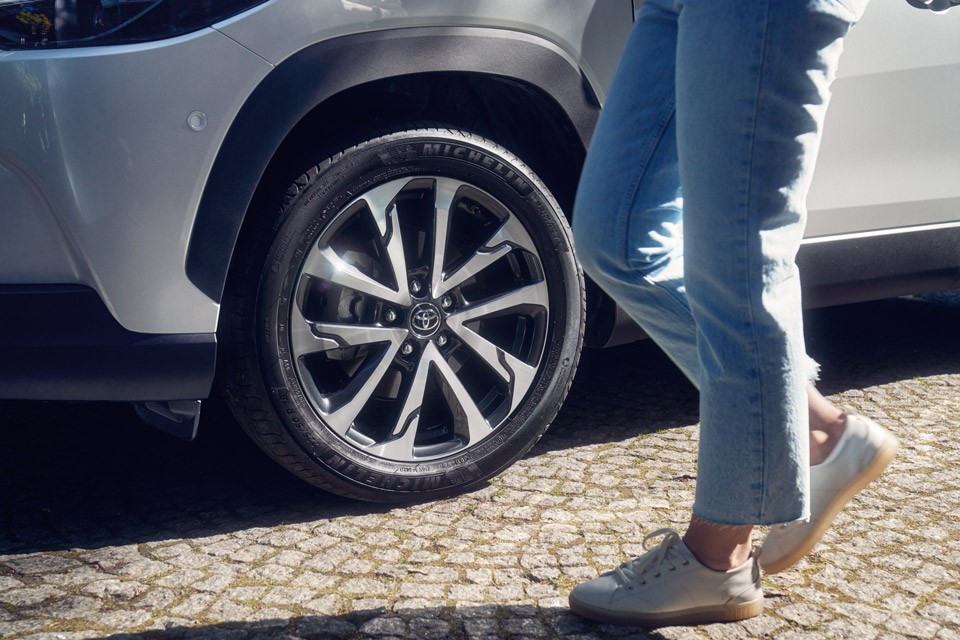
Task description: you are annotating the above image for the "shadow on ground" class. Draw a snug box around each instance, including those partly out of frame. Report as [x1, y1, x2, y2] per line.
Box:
[1, 292, 958, 557]
[804, 291, 960, 393]
[93, 604, 683, 640]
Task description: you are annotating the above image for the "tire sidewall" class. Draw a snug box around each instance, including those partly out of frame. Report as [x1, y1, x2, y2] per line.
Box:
[259, 130, 583, 498]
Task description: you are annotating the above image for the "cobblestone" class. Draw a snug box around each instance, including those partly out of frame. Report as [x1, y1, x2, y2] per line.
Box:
[2, 293, 960, 638]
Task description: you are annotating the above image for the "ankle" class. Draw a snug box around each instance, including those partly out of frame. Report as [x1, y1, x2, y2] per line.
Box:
[810, 413, 847, 465]
[683, 515, 753, 571]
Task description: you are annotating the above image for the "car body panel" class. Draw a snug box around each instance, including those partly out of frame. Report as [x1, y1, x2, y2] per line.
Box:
[807, 1, 960, 238]
[0, 28, 272, 334]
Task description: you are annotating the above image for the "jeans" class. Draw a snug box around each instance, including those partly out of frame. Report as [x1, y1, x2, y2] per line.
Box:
[573, 0, 868, 525]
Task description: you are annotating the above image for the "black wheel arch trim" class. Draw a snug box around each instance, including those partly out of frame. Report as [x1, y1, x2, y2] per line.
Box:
[186, 25, 601, 303]
[0, 285, 216, 402]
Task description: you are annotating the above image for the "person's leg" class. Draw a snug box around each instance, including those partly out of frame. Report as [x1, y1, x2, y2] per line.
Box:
[572, 0, 850, 573]
[573, 0, 699, 382]
[571, 3, 764, 623]
[682, 384, 849, 571]
[569, 0, 881, 626]
[574, 0, 844, 463]
[809, 384, 846, 465]
[676, 0, 901, 579]
[674, 0, 874, 528]
[574, 0, 760, 576]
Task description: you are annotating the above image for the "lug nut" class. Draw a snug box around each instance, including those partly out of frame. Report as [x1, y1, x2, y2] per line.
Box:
[436, 334, 448, 347]
[440, 295, 453, 310]
[410, 278, 423, 294]
[384, 308, 397, 323]
[401, 343, 414, 356]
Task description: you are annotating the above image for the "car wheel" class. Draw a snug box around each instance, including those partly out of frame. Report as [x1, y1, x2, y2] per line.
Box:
[220, 128, 584, 501]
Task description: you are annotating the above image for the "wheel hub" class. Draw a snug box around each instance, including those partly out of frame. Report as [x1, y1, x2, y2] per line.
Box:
[408, 301, 443, 338]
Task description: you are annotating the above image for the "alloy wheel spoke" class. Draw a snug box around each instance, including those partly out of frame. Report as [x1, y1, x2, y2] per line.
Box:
[364, 346, 435, 460]
[444, 318, 538, 414]
[431, 345, 494, 445]
[357, 180, 407, 237]
[291, 305, 408, 356]
[429, 178, 461, 296]
[290, 303, 342, 356]
[435, 244, 512, 298]
[495, 211, 540, 254]
[290, 301, 408, 436]
[300, 246, 409, 306]
[450, 280, 549, 324]
[317, 338, 404, 436]
[434, 212, 540, 297]
[358, 181, 412, 305]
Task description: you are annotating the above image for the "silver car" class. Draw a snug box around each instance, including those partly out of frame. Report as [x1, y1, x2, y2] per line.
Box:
[1, 0, 957, 501]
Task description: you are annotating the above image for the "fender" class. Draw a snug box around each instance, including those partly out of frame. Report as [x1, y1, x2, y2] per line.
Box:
[186, 26, 601, 302]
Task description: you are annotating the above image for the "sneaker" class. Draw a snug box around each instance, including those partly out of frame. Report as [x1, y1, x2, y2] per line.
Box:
[759, 414, 899, 574]
[568, 528, 764, 627]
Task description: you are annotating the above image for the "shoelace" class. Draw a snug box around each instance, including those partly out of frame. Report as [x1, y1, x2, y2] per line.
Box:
[613, 528, 690, 589]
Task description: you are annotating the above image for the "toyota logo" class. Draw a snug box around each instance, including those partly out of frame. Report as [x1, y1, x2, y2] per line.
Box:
[410, 303, 442, 336]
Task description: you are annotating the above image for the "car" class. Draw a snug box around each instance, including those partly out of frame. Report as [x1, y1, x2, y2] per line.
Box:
[1, 0, 958, 502]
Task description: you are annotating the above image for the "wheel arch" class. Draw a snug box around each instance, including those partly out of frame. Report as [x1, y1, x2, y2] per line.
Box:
[186, 25, 601, 305]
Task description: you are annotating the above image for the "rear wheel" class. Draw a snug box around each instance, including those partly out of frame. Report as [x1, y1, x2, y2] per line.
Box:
[220, 128, 584, 501]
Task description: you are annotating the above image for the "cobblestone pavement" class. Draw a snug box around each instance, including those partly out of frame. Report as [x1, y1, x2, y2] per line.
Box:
[2, 292, 959, 640]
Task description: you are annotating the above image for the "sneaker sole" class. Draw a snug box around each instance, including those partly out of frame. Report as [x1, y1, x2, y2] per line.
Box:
[759, 433, 899, 574]
[568, 596, 764, 627]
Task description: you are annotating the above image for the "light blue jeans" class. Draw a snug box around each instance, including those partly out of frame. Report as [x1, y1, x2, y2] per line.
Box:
[573, 0, 868, 525]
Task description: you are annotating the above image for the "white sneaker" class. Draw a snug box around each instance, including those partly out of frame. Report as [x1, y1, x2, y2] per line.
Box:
[759, 414, 899, 574]
[568, 528, 764, 627]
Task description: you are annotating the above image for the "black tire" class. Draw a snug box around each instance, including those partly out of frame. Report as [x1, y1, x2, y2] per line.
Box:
[219, 128, 584, 502]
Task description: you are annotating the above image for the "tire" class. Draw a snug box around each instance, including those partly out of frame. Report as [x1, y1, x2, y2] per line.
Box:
[219, 128, 584, 502]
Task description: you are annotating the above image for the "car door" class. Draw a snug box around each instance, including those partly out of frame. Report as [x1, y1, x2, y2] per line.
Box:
[803, 1, 960, 305]
[808, 1, 960, 238]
